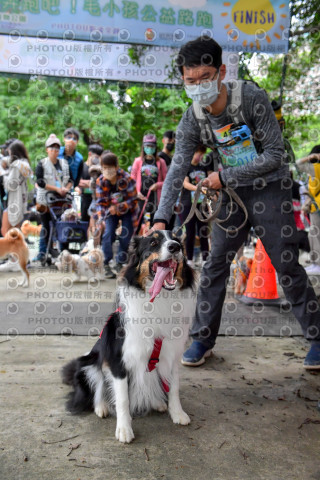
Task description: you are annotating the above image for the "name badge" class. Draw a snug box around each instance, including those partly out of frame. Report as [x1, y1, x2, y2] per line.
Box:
[214, 124, 258, 168]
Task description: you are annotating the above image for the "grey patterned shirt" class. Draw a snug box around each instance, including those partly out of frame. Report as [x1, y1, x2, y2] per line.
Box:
[154, 81, 289, 224]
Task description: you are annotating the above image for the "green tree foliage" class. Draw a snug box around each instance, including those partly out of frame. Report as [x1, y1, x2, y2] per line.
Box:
[290, 0, 320, 50]
[244, 0, 320, 158]
[0, 76, 190, 171]
[0, 0, 318, 169]
[0, 76, 135, 169]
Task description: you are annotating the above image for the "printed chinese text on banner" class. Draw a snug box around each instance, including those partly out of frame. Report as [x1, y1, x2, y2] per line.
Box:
[0, 1, 290, 53]
[0, 35, 239, 84]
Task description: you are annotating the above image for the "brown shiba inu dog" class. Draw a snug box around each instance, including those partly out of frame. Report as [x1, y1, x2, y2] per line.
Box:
[0, 228, 29, 287]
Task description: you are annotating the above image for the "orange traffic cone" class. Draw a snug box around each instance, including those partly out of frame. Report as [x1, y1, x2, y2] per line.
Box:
[238, 239, 288, 306]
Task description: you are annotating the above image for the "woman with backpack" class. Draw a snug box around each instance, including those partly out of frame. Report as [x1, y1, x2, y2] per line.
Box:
[1, 140, 33, 236]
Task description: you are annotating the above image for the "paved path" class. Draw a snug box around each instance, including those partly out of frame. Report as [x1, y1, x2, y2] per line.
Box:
[0, 336, 319, 480]
[1, 264, 315, 336]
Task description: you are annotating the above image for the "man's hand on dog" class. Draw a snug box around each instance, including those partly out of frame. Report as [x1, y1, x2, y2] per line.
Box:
[145, 222, 166, 236]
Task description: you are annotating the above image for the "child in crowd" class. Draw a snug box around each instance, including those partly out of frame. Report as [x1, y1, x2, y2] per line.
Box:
[94, 151, 139, 278]
[179, 145, 211, 267]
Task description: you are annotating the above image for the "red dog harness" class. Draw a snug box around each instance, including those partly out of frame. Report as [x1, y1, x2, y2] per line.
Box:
[147, 337, 163, 372]
[146, 336, 170, 393]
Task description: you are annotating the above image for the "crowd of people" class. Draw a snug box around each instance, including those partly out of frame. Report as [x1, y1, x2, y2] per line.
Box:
[0, 128, 193, 277]
[0, 125, 318, 281]
[0, 123, 234, 278]
[0, 36, 319, 369]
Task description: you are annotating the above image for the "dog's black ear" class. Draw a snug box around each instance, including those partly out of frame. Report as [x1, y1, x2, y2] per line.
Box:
[126, 236, 141, 266]
[180, 258, 196, 290]
[121, 236, 144, 289]
[129, 236, 141, 251]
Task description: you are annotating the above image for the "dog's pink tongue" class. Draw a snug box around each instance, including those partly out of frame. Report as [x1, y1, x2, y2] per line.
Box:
[149, 267, 171, 303]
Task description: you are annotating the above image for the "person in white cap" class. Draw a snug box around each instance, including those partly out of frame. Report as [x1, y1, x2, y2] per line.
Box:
[33, 134, 72, 262]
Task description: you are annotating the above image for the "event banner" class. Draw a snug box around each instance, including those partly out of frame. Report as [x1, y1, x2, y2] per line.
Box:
[0, 35, 238, 84]
[0, 1, 290, 53]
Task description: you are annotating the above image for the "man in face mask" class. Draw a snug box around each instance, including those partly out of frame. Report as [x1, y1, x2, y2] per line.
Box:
[158, 130, 176, 168]
[151, 35, 320, 370]
[58, 127, 84, 188]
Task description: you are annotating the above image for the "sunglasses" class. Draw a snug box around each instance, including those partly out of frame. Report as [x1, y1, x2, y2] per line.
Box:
[48, 145, 60, 151]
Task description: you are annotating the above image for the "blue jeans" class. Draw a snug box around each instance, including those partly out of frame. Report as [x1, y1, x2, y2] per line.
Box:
[102, 211, 134, 265]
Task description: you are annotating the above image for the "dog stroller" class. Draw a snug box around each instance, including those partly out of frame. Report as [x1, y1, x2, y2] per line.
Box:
[41, 191, 89, 266]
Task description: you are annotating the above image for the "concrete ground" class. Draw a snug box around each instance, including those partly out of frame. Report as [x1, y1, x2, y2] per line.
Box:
[1, 263, 318, 336]
[1, 243, 320, 479]
[0, 335, 319, 480]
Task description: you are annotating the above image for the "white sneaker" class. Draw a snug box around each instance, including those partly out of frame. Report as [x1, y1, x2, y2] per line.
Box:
[305, 264, 320, 275]
[0, 259, 21, 272]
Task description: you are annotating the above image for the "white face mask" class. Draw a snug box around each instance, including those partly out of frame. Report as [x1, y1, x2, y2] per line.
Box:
[102, 167, 117, 180]
[184, 72, 220, 107]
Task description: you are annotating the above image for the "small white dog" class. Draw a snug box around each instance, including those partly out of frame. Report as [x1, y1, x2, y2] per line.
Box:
[56, 248, 104, 280]
[79, 238, 95, 257]
[60, 208, 79, 222]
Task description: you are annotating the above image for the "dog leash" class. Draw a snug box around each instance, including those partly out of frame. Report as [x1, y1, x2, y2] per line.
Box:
[134, 189, 152, 236]
[180, 178, 248, 233]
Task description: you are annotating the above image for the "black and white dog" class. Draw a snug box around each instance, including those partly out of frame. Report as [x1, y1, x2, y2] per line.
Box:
[62, 231, 196, 443]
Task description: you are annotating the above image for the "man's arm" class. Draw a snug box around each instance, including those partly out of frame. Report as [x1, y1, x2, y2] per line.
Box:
[78, 179, 91, 188]
[296, 157, 316, 178]
[93, 179, 109, 221]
